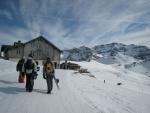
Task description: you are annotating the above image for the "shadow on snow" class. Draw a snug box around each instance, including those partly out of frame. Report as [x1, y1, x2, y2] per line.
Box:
[0, 86, 25, 94]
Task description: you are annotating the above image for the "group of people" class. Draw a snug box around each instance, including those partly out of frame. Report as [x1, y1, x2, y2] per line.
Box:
[16, 54, 56, 94]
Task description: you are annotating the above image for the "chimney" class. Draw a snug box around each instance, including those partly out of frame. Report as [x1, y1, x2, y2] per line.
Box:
[14, 42, 17, 46]
[18, 40, 21, 43]
[14, 40, 22, 47]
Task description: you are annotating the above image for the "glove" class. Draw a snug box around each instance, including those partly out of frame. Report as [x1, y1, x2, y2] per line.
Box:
[34, 75, 37, 79]
[56, 78, 59, 83]
[32, 72, 38, 80]
[37, 67, 40, 71]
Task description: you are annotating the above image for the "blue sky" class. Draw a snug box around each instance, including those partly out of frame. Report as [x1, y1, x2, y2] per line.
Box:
[0, 0, 150, 49]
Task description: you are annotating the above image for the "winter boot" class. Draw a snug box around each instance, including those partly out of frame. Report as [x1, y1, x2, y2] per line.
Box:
[47, 90, 51, 94]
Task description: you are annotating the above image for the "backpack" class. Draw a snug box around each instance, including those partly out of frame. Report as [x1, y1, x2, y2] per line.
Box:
[46, 63, 53, 73]
[25, 59, 34, 74]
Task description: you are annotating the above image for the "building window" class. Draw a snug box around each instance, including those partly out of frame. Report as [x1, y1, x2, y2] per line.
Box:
[30, 51, 32, 55]
[37, 43, 41, 49]
[31, 51, 34, 56]
[18, 49, 20, 54]
[39, 51, 40, 56]
[47, 51, 49, 56]
[31, 42, 35, 48]
[30, 50, 34, 56]
[16, 49, 20, 55]
[37, 44, 39, 49]
[37, 51, 40, 57]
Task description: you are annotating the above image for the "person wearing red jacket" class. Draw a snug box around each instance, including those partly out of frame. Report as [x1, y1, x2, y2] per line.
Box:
[16, 57, 25, 83]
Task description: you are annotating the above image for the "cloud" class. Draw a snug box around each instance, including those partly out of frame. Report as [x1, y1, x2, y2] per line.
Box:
[111, 28, 150, 48]
[0, 28, 29, 45]
[0, 0, 150, 49]
[0, 10, 13, 20]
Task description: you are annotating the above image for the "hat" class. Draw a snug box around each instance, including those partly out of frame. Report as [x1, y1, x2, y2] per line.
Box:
[47, 57, 51, 61]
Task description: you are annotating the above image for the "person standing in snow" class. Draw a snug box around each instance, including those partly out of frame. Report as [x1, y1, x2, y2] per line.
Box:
[43, 57, 55, 94]
[64, 60, 68, 69]
[16, 57, 25, 83]
[23, 54, 37, 92]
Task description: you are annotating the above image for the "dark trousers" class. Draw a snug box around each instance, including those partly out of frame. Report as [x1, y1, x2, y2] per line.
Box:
[26, 74, 34, 92]
[46, 75, 53, 92]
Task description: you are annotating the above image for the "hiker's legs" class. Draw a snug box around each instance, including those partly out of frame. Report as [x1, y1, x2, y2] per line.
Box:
[46, 76, 53, 93]
[29, 74, 34, 92]
[26, 75, 30, 91]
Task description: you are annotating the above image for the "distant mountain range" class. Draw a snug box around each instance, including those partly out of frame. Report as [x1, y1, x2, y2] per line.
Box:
[62, 43, 150, 62]
[62, 43, 150, 76]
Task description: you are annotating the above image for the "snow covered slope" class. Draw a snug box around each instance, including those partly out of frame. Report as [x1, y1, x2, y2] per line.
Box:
[67, 60, 150, 113]
[0, 59, 150, 113]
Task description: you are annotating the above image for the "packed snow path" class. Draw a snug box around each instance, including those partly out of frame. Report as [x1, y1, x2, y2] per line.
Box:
[0, 68, 98, 113]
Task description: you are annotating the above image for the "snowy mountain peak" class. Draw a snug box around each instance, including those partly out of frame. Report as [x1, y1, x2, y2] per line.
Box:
[62, 46, 92, 61]
[62, 43, 150, 62]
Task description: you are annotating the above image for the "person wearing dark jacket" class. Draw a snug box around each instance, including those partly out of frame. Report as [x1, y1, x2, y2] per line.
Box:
[16, 57, 25, 83]
[23, 54, 37, 92]
[43, 57, 55, 94]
